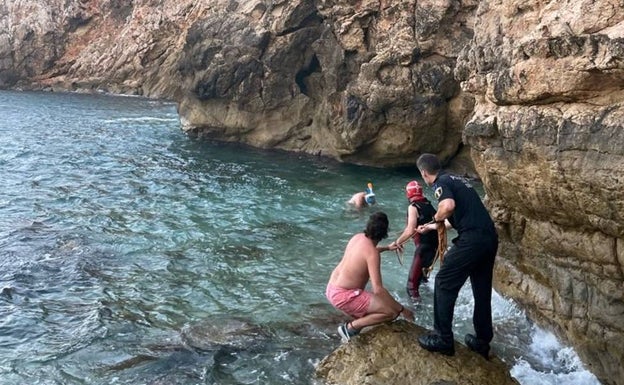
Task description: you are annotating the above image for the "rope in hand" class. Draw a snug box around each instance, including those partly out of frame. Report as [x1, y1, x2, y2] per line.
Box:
[423, 221, 447, 279]
[394, 237, 412, 266]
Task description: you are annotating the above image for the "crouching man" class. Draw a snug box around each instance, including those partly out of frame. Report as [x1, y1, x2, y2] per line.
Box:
[326, 212, 414, 342]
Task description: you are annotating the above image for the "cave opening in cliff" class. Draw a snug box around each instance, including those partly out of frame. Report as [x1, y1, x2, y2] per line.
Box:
[295, 54, 321, 97]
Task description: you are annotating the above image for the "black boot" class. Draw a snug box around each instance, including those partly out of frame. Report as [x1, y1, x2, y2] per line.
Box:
[465, 334, 490, 359]
[418, 333, 455, 356]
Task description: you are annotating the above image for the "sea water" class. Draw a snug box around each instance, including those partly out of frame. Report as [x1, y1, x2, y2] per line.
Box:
[0, 90, 601, 384]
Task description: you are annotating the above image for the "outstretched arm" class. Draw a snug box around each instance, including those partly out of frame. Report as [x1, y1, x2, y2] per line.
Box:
[417, 198, 455, 233]
[392, 204, 418, 247]
[377, 244, 400, 252]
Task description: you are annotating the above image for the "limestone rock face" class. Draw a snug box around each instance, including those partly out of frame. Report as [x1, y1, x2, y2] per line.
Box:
[177, 0, 478, 166]
[2, 0, 624, 383]
[315, 321, 520, 385]
[0, 0, 189, 97]
[456, 1, 624, 384]
[0, 0, 475, 167]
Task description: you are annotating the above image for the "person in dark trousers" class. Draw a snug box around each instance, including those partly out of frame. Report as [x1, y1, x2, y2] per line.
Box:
[414, 153, 498, 358]
[389, 181, 438, 300]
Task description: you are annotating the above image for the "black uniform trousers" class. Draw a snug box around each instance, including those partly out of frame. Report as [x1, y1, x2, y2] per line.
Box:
[433, 230, 498, 343]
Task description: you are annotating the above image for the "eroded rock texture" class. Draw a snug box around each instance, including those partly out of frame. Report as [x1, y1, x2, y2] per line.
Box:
[176, 0, 475, 166]
[0, 0, 474, 167]
[1, 0, 623, 384]
[315, 321, 520, 385]
[456, 1, 624, 384]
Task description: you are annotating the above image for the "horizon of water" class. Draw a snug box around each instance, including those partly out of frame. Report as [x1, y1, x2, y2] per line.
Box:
[0, 90, 601, 384]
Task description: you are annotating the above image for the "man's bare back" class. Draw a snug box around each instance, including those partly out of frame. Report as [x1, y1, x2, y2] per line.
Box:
[325, 212, 414, 341]
[328, 233, 377, 290]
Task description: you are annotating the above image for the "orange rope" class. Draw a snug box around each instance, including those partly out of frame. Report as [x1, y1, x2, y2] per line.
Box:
[394, 236, 411, 266]
[423, 223, 447, 278]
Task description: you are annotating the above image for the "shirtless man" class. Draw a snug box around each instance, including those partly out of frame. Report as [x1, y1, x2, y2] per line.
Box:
[326, 212, 414, 342]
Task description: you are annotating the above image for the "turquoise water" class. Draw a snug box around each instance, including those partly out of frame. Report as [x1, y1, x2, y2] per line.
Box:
[0, 90, 600, 384]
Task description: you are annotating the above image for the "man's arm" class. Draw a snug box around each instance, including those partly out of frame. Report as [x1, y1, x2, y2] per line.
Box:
[416, 198, 455, 234]
[433, 198, 455, 222]
[393, 204, 418, 246]
[376, 244, 401, 252]
[367, 249, 415, 321]
[365, 245, 415, 321]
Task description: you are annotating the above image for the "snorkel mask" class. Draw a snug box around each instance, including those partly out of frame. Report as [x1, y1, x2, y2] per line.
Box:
[365, 182, 376, 205]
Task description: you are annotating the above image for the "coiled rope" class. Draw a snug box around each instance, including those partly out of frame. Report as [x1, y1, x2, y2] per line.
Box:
[423, 222, 447, 278]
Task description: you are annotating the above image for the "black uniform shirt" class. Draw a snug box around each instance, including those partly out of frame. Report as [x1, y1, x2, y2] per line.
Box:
[432, 172, 496, 236]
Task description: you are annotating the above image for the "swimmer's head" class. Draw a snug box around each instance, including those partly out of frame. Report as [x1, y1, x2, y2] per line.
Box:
[365, 182, 376, 205]
[405, 180, 424, 202]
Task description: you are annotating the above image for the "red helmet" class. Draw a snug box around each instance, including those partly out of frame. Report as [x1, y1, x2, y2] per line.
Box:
[405, 180, 424, 201]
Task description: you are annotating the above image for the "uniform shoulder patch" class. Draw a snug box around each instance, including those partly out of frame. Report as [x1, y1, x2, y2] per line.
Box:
[434, 187, 443, 200]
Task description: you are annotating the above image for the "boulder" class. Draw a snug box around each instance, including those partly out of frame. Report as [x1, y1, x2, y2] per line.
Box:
[315, 321, 520, 385]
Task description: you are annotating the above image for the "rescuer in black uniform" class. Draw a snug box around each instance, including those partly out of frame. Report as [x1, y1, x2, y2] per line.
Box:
[414, 153, 498, 359]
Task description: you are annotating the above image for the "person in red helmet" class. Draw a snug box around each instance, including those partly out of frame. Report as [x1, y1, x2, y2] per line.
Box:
[389, 180, 438, 300]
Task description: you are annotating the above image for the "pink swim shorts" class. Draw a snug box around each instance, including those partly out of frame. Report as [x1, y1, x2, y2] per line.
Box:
[325, 283, 372, 318]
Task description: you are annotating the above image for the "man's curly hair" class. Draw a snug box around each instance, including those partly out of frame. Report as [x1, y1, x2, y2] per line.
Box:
[364, 212, 389, 242]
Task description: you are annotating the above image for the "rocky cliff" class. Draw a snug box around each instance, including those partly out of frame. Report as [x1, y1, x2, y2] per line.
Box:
[456, 1, 624, 383]
[0, 0, 475, 168]
[1, 0, 622, 384]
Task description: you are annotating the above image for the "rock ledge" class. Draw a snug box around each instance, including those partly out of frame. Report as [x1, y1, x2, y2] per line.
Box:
[316, 320, 519, 385]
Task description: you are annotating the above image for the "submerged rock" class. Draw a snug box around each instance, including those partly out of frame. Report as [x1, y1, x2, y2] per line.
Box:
[316, 321, 519, 385]
[180, 316, 269, 351]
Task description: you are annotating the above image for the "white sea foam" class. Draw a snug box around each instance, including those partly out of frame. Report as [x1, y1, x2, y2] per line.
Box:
[510, 326, 601, 384]
[449, 284, 602, 385]
[102, 116, 179, 123]
[511, 358, 601, 385]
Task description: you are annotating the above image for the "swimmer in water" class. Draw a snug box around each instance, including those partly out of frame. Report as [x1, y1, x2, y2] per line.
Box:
[348, 182, 376, 209]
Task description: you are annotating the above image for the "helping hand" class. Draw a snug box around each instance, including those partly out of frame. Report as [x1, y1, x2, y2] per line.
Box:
[416, 223, 437, 234]
[388, 241, 404, 252]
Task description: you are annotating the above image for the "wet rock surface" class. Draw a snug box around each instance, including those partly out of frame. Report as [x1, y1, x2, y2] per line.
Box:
[316, 320, 520, 385]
